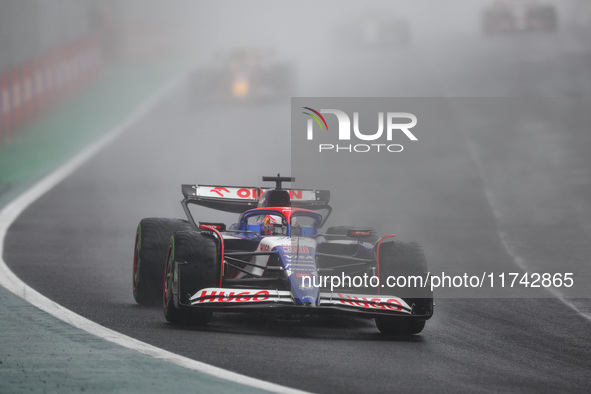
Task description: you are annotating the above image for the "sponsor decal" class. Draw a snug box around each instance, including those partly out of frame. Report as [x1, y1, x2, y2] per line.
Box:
[199, 186, 314, 200]
[210, 187, 230, 197]
[282, 246, 310, 254]
[195, 289, 270, 303]
[336, 293, 404, 311]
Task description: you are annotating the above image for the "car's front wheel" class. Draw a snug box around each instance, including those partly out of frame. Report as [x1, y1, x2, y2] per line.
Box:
[375, 240, 433, 335]
[132, 218, 191, 306]
[163, 230, 217, 325]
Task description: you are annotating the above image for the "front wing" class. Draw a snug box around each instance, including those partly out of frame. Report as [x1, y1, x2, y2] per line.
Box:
[187, 287, 430, 318]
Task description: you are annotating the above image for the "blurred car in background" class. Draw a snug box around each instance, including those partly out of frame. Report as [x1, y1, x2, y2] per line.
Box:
[483, 0, 557, 35]
[334, 7, 410, 49]
[192, 47, 294, 104]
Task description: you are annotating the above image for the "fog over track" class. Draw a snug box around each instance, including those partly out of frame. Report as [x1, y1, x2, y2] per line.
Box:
[5, 24, 591, 394]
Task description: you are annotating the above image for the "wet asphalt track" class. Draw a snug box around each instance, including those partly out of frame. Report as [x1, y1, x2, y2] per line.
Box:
[4, 31, 591, 392]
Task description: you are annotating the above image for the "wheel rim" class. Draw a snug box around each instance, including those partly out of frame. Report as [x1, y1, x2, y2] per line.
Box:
[132, 229, 141, 292]
[163, 245, 174, 309]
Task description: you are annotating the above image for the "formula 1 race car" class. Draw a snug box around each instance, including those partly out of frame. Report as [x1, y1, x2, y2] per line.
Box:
[334, 6, 410, 49]
[483, 0, 557, 35]
[132, 175, 433, 335]
[191, 47, 294, 104]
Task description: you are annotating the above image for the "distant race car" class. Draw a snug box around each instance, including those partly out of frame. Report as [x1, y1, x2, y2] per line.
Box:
[191, 47, 294, 103]
[335, 8, 410, 48]
[132, 175, 433, 335]
[483, 0, 557, 34]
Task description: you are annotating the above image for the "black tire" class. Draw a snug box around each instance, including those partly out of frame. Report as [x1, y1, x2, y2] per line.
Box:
[132, 218, 191, 307]
[163, 230, 217, 325]
[529, 6, 557, 32]
[375, 240, 433, 335]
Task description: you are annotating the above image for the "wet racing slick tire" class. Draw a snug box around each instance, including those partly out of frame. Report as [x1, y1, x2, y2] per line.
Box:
[374, 240, 433, 335]
[163, 230, 217, 325]
[132, 218, 191, 307]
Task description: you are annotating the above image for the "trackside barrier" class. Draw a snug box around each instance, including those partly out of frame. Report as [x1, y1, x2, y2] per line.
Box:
[0, 34, 103, 146]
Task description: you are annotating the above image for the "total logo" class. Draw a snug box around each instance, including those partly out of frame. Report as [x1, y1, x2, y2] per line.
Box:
[302, 107, 417, 153]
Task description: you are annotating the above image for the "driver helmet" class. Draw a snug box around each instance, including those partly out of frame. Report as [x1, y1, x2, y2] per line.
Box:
[263, 215, 285, 235]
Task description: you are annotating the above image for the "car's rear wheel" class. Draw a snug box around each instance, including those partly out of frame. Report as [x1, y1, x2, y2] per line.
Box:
[163, 230, 217, 325]
[132, 218, 191, 306]
[375, 240, 433, 335]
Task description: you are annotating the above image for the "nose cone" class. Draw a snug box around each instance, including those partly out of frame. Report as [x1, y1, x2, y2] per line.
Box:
[276, 240, 320, 305]
[291, 278, 320, 306]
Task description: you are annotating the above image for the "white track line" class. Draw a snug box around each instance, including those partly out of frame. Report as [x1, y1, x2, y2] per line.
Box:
[462, 129, 591, 322]
[0, 70, 308, 394]
[415, 49, 591, 322]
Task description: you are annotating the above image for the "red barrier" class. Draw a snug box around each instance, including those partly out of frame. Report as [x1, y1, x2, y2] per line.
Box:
[42, 50, 57, 114]
[0, 74, 9, 142]
[10, 68, 23, 132]
[0, 33, 103, 146]
[22, 64, 34, 124]
[31, 58, 44, 120]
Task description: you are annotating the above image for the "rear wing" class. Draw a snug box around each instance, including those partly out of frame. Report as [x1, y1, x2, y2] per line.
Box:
[181, 184, 331, 214]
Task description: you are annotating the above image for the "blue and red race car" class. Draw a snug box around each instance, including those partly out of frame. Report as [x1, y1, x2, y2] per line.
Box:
[132, 175, 433, 335]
